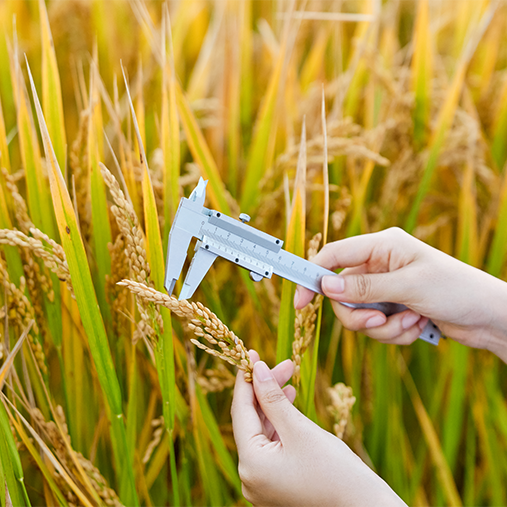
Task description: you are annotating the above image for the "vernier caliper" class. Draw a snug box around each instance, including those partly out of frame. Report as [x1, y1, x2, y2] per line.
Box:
[164, 179, 441, 345]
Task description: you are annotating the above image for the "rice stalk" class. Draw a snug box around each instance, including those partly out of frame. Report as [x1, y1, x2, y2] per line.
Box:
[292, 233, 323, 385]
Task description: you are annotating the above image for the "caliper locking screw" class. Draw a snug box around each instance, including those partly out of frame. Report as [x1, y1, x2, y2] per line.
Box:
[239, 213, 250, 223]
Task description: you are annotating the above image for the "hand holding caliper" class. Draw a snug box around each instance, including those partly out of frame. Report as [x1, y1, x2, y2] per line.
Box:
[164, 179, 441, 345]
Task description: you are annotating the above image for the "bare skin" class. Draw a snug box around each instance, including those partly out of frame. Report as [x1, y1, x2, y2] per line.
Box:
[295, 228, 507, 362]
[231, 228, 507, 506]
[232, 351, 405, 507]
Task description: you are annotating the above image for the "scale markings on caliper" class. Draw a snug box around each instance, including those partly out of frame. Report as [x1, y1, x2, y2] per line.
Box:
[164, 178, 441, 345]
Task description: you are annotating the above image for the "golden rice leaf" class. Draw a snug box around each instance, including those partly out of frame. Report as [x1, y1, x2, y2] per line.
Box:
[26, 59, 139, 507]
[491, 80, 507, 170]
[0, 95, 11, 173]
[175, 81, 231, 214]
[39, 0, 66, 170]
[457, 163, 478, 265]
[11, 49, 57, 241]
[161, 5, 181, 246]
[225, 1, 241, 197]
[411, 0, 432, 148]
[240, 10, 292, 215]
[0, 321, 31, 389]
[61, 290, 89, 453]
[111, 74, 143, 220]
[321, 87, 329, 245]
[487, 166, 507, 276]
[186, 3, 224, 102]
[302, 97, 329, 418]
[473, 14, 502, 102]
[88, 60, 112, 325]
[239, 0, 253, 128]
[277, 118, 306, 363]
[300, 24, 331, 92]
[134, 57, 146, 161]
[402, 359, 462, 507]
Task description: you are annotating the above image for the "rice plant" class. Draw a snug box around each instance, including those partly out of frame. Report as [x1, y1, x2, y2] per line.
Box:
[1, 0, 507, 505]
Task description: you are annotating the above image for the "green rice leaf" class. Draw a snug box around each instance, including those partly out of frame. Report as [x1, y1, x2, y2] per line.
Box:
[26, 58, 139, 507]
[277, 118, 306, 363]
[39, 0, 66, 170]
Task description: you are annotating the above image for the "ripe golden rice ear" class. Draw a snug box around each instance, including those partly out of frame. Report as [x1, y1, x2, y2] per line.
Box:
[327, 383, 356, 439]
[118, 280, 253, 381]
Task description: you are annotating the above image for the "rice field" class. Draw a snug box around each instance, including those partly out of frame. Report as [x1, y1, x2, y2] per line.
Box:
[1, 0, 507, 505]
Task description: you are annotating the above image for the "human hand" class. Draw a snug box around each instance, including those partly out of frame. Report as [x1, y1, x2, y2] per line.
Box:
[294, 228, 507, 362]
[231, 351, 406, 507]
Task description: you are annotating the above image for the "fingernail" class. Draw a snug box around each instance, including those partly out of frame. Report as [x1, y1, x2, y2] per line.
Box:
[418, 317, 429, 330]
[294, 288, 300, 308]
[365, 315, 386, 328]
[402, 312, 420, 330]
[322, 275, 345, 295]
[254, 361, 273, 382]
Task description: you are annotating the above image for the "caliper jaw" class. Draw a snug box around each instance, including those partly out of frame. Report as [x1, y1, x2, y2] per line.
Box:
[178, 242, 218, 300]
[164, 178, 209, 296]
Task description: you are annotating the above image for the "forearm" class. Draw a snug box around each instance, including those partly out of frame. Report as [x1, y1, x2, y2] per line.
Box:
[294, 430, 407, 507]
[480, 274, 507, 362]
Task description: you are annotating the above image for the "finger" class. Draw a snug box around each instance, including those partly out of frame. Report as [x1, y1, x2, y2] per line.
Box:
[283, 384, 296, 404]
[271, 359, 294, 388]
[376, 318, 428, 345]
[263, 385, 298, 441]
[330, 301, 427, 345]
[329, 300, 387, 331]
[252, 361, 304, 441]
[231, 369, 266, 453]
[269, 385, 298, 442]
[313, 229, 413, 271]
[321, 267, 417, 305]
[248, 349, 260, 363]
[294, 284, 315, 309]
[355, 310, 423, 341]
[249, 351, 295, 389]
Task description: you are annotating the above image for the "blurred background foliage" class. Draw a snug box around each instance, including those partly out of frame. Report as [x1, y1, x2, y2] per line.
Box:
[1, 0, 507, 505]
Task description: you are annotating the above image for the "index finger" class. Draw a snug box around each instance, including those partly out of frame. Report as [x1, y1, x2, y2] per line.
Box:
[295, 234, 381, 309]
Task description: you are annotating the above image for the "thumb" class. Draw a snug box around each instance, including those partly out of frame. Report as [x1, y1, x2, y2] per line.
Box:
[252, 361, 302, 440]
[322, 271, 409, 304]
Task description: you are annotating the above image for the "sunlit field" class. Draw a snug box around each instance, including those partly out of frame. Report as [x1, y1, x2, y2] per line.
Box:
[1, 0, 507, 505]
